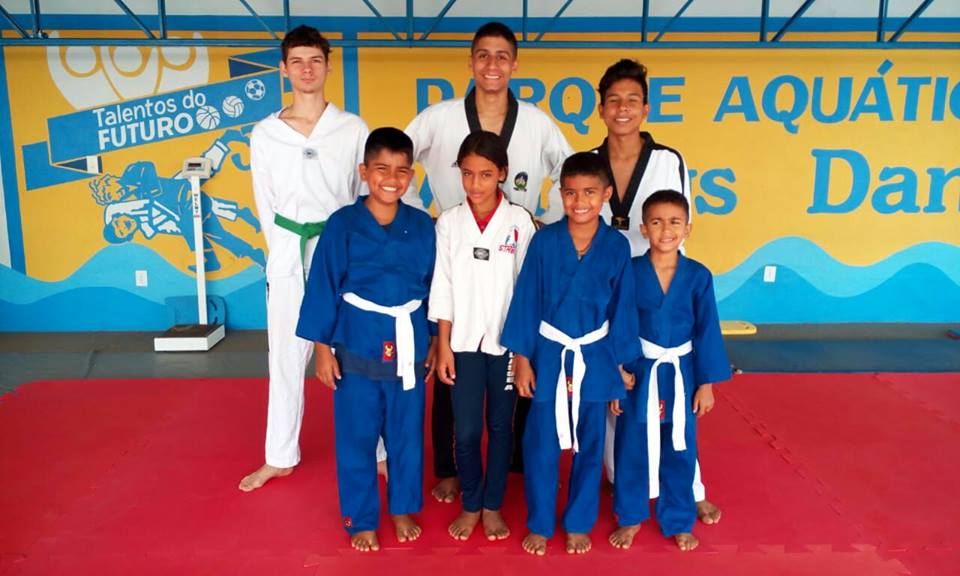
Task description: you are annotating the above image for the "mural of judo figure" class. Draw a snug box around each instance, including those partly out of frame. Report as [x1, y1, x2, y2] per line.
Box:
[90, 129, 265, 272]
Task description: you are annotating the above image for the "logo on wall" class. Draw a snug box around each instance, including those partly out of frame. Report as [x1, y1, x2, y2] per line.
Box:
[46, 32, 210, 109]
[22, 46, 286, 272]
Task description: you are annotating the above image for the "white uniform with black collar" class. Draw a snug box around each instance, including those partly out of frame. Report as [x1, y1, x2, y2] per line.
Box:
[404, 89, 573, 222]
[429, 195, 537, 352]
[250, 103, 372, 468]
[595, 132, 692, 257]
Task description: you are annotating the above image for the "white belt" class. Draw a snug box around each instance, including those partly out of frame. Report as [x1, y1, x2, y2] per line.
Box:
[342, 292, 422, 391]
[642, 337, 693, 499]
[538, 320, 609, 453]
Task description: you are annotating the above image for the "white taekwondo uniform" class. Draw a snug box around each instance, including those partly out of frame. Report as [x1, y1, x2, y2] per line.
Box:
[404, 89, 573, 222]
[251, 103, 370, 468]
[429, 194, 537, 353]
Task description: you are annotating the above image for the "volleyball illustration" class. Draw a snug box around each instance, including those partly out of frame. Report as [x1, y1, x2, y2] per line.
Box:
[244, 78, 266, 101]
[195, 105, 221, 130]
[222, 95, 244, 118]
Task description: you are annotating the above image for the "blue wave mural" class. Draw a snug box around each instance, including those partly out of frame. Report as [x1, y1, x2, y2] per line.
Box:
[2, 239, 959, 330]
[710, 237, 960, 323]
[717, 263, 960, 323]
[0, 244, 265, 331]
[713, 237, 960, 300]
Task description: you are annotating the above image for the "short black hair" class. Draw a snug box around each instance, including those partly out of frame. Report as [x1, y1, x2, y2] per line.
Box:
[598, 59, 648, 105]
[471, 21, 518, 56]
[560, 152, 610, 188]
[456, 131, 509, 175]
[364, 127, 414, 165]
[642, 189, 689, 220]
[282, 25, 331, 61]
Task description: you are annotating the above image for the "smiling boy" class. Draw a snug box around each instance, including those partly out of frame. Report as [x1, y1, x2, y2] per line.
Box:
[296, 127, 437, 552]
[501, 152, 640, 555]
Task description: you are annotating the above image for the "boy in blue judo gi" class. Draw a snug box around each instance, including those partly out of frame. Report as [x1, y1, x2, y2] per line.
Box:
[296, 127, 437, 552]
[502, 152, 641, 555]
[608, 190, 732, 552]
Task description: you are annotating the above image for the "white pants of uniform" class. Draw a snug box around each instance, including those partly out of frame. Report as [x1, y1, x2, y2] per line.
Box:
[603, 411, 705, 502]
[264, 273, 386, 467]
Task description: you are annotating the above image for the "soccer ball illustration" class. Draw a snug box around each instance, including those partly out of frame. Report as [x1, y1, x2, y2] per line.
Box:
[244, 79, 266, 101]
[222, 95, 244, 118]
[196, 105, 221, 130]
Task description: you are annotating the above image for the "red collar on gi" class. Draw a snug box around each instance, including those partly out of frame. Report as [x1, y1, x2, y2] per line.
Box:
[468, 190, 503, 233]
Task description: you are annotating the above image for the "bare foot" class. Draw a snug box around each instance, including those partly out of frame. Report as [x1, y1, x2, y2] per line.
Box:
[448, 510, 480, 541]
[431, 477, 460, 503]
[351, 530, 380, 552]
[238, 464, 292, 492]
[522, 532, 548, 556]
[481, 508, 510, 540]
[608, 523, 641, 549]
[697, 499, 722, 525]
[392, 514, 422, 543]
[566, 533, 592, 554]
[674, 532, 699, 551]
[377, 459, 388, 481]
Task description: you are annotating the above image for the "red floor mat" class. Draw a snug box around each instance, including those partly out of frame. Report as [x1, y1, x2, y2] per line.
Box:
[1, 373, 957, 575]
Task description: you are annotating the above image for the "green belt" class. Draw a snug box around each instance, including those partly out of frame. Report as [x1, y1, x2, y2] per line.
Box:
[274, 214, 325, 277]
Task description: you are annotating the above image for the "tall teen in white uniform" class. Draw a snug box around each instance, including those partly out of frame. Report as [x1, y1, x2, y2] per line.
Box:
[403, 22, 573, 503]
[432, 131, 536, 542]
[240, 26, 371, 492]
[593, 59, 719, 524]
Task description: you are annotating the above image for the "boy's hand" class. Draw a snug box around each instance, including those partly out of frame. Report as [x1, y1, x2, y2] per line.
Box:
[619, 365, 635, 390]
[693, 384, 715, 417]
[315, 343, 341, 390]
[514, 354, 536, 398]
[424, 336, 438, 385]
[436, 341, 456, 386]
[609, 399, 623, 416]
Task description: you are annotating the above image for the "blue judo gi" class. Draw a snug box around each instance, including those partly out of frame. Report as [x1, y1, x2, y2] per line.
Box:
[501, 217, 640, 538]
[614, 252, 731, 536]
[296, 198, 436, 534]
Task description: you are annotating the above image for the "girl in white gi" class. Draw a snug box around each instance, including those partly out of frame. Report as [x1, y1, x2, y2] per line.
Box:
[240, 26, 376, 492]
[405, 22, 574, 503]
[431, 131, 536, 542]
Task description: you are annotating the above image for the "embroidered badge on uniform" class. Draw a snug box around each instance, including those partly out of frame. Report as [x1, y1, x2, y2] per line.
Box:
[343, 517, 353, 528]
[499, 224, 519, 254]
[382, 341, 395, 362]
[659, 399, 666, 421]
[513, 171, 528, 192]
[566, 375, 574, 396]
